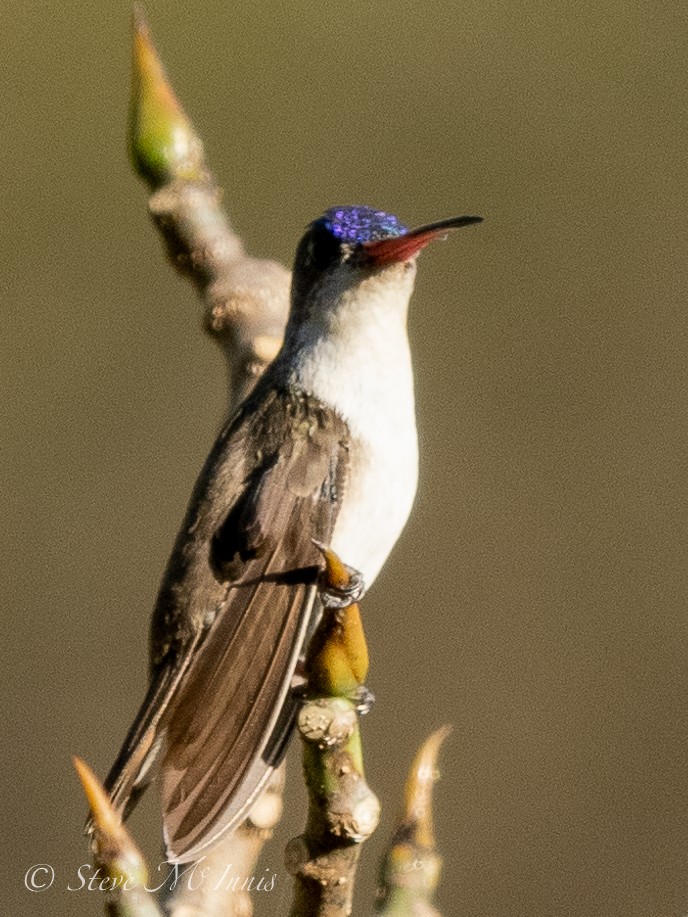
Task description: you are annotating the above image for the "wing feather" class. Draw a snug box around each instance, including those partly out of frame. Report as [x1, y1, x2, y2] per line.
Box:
[158, 388, 349, 861]
[98, 387, 349, 860]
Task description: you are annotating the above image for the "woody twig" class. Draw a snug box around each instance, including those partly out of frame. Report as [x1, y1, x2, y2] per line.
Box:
[286, 545, 380, 917]
[130, 4, 290, 407]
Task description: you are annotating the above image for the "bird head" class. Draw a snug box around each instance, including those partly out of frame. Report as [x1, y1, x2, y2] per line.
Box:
[289, 205, 482, 326]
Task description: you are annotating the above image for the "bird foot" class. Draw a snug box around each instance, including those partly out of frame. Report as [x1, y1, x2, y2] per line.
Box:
[311, 540, 367, 608]
[353, 685, 375, 715]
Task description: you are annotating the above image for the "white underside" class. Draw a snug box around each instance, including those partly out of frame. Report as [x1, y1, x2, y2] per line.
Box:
[277, 267, 419, 586]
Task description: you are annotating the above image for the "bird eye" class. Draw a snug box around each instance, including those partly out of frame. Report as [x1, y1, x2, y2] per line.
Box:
[305, 224, 342, 271]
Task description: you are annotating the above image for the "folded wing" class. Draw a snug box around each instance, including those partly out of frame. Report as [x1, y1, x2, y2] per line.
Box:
[158, 388, 350, 861]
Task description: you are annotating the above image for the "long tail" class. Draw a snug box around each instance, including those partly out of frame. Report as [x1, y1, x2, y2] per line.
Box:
[85, 637, 202, 834]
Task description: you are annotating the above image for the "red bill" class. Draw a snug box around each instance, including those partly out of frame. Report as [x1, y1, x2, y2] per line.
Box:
[362, 215, 483, 265]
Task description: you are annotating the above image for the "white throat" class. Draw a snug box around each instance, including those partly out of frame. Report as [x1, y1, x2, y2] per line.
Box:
[279, 262, 417, 438]
[273, 262, 420, 585]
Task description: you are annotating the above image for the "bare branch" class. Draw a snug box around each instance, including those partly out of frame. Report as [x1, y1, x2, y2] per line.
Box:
[130, 5, 290, 406]
[286, 547, 380, 917]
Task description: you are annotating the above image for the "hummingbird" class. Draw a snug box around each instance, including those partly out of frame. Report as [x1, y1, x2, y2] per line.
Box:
[98, 205, 482, 863]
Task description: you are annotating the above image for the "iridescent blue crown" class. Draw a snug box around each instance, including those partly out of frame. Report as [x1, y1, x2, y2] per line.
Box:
[320, 206, 408, 244]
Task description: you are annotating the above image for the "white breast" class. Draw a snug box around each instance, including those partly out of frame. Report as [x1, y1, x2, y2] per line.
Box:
[281, 270, 420, 586]
[331, 409, 418, 586]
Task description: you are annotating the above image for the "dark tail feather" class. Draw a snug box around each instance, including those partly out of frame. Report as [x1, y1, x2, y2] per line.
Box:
[85, 638, 201, 835]
[160, 586, 318, 863]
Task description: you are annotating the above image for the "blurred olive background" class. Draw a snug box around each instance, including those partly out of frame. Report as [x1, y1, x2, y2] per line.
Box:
[3, 1, 688, 915]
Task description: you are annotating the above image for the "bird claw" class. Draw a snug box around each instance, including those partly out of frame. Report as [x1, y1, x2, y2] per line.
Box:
[311, 539, 367, 608]
[319, 570, 366, 609]
[353, 685, 375, 715]
[293, 681, 374, 711]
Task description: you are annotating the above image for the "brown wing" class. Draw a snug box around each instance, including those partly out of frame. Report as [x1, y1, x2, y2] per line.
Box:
[97, 631, 203, 825]
[157, 387, 350, 862]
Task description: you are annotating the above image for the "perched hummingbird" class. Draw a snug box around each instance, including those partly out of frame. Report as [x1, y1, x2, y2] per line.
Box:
[99, 205, 481, 863]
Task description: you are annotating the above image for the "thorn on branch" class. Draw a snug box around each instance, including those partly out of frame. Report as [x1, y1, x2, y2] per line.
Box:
[130, 4, 205, 185]
[73, 756, 163, 917]
[375, 727, 452, 917]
